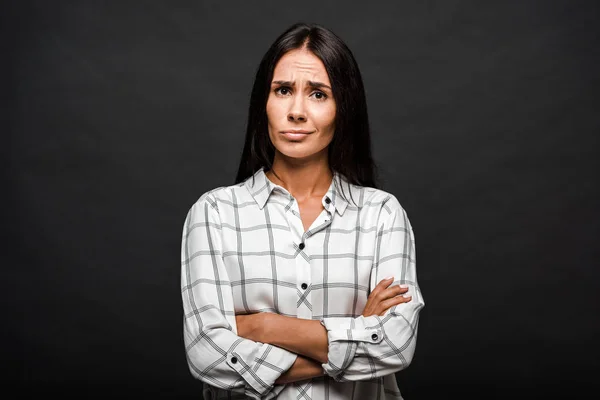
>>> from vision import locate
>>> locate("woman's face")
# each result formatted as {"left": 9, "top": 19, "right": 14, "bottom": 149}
{"left": 266, "top": 48, "right": 336, "bottom": 162}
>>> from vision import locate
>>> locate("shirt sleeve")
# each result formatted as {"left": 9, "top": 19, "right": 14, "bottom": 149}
{"left": 319, "top": 195, "right": 425, "bottom": 382}
{"left": 181, "top": 192, "right": 298, "bottom": 399}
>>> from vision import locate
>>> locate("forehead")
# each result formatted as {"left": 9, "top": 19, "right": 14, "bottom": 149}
{"left": 272, "top": 49, "right": 330, "bottom": 83}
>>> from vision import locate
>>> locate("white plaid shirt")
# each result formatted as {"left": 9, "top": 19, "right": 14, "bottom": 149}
{"left": 181, "top": 167, "right": 424, "bottom": 400}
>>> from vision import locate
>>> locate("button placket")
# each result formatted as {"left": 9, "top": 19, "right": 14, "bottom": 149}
{"left": 296, "top": 248, "right": 311, "bottom": 319}
{"left": 286, "top": 197, "right": 312, "bottom": 321}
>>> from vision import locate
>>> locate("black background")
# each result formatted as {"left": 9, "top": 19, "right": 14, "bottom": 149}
{"left": 3, "top": 1, "right": 599, "bottom": 398}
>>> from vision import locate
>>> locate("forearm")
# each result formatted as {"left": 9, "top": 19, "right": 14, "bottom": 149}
{"left": 263, "top": 314, "right": 329, "bottom": 363}
{"left": 274, "top": 355, "right": 325, "bottom": 384}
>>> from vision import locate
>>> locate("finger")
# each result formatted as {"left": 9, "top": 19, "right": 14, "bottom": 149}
{"left": 377, "top": 296, "right": 412, "bottom": 316}
{"left": 369, "top": 276, "right": 394, "bottom": 298}
{"left": 378, "top": 284, "right": 409, "bottom": 301}
{"left": 378, "top": 294, "right": 412, "bottom": 315}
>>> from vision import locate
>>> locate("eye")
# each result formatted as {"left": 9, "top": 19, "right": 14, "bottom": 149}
{"left": 312, "top": 91, "right": 328, "bottom": 100}
{"left": 274, "top": 87, "right": 291, "bottom": 96}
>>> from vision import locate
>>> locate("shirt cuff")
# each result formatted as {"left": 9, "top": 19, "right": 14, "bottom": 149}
{"left": 320, "top": 316, "right": 384, "bottom": 381}
{"left": 225, "top": 342, "right": 298, "bottom": 398}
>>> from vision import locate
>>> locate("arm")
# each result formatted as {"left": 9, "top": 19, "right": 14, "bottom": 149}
{"left": 235, "top": 277, "right": 412, "bottom": 367}
{"left": 237, "top": 313, "right": 329, "bottom": 363}
{"left": 319, "top": 195, "right": 425, "bottom": 382}
{"left": 274, "top": 355, "right": 325, "bottom": 384}
{"left": 181, "top": 193, "right": 297, "bottom": 399}
{"left": 235, "top": 314, "right": 327, "bottom": 383}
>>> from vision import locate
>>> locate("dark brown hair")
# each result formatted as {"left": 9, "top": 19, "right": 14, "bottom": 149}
{"left": 234, "top": 22, "right": 380, "bottom": 192}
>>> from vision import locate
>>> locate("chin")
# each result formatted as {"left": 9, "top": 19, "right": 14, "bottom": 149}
{"left": 274, "top": 141, "right": 319, "bottom": 155}
{"left": 277, "top": 149, "right": 316, "bottom": 159}
{"left": 272, "top": 137, "right": 330, "bottom": 160}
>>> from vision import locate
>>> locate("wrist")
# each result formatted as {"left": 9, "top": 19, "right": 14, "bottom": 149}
{"left": 275, "top": 355, "right": 324, "bottom": 384}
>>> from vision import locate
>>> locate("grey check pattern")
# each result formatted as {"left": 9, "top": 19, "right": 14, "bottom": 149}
{"left": 181, "top": 167, "right": 424, "bottom": 399}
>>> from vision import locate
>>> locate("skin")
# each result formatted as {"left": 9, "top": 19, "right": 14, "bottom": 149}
{"left": 235, "top": 47, "right": 412, "bottom": 385}
{"left": 264, "top": 46, "right": 336, "bottom": 232}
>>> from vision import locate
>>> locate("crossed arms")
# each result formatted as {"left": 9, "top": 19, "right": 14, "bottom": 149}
{"left": 181, "top": 193, "right": 424, "bottom": 399}
{"left": 235, "top": 277, "right": 413, "bottom": 384}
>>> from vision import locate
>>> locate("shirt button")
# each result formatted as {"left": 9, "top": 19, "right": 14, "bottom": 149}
{"left": 231, "top": 356, "right": 238, "bottom": 364}
{"left": 371, "top": 333, "right": 378, "bottom": 341}
{"left": 299, "top": 242, "right": 305, "bottom": 250}
{"left": 301, "top": 283, "right": 308, "bottom": 290}
{"left": 325, "top": 197, "right": 331, "bottom": 204}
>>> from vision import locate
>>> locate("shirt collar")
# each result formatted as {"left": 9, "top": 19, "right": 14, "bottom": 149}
{"left": 244, "top": 166, "right": 350, "bottom": 216}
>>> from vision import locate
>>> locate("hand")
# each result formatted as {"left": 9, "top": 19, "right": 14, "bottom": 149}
{"left": 362, "top": 277, "right": 412, "bottom": 317}
{"left": 235, "top": 313, "right": 267, "bottom": 342}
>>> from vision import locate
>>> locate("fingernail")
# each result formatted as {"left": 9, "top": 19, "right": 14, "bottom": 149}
{"left": 403, "top": 294, "right": 411, "bottom": 298}
{"left": 385, "top": 276, "right": 394, "bottom": 280}
{"left": 400, "top": 284, "right": 408, "bottom": 288}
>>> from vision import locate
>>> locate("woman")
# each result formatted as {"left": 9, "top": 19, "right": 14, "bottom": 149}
{"left": 181, "top": 22, "right": 424, "bottom": 400}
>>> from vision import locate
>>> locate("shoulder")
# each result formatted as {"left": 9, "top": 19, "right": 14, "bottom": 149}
{"left": 187, "top": 180, "right": 250, "bottom": 214}
{"left": 357, "top": 186, "right": 412, "bottom": 231}
{"left": 356, "top": 185, "right": 405, "bottom": 216}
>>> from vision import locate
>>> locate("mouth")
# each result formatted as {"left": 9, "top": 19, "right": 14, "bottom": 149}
{"left": 281, "top": 130, "right": 314, "bottom": 140}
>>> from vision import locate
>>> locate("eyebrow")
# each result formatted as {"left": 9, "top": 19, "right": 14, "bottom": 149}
{"left": 272, "top": 80, "right": 332, "bottom": 91}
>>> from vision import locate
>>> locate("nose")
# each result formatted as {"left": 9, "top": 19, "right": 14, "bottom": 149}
{"left": 287, "top": 94, "right": 307, "bottom": 122}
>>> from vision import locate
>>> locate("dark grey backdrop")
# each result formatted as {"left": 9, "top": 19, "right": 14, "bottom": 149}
{"left": 3, "top": 0, "right": 599, "bottom": 398}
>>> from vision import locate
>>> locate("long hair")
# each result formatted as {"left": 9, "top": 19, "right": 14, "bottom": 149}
{"left": 234, "top": 22, "right": 380, "bottom": 193}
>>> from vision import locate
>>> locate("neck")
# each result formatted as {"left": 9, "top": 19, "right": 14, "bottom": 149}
{"left": 266, "top": 155, "right": 332, "bottom": 202}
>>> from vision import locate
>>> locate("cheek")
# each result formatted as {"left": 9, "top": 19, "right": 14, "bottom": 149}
{"left": 266, "top": 98, "right": 274, "bottom": 123}
{"left": 266, "top": 97, "right": 285, "bottom": 124}
{"left": 313, "top": 104, "right": 336, "bottom": 130}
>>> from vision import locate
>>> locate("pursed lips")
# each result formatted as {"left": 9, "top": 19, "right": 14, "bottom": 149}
{"left": 281, "top": 130, "right": 313, "bottom": 140}
{"left": 281, "top": 130, "right": 313, "bottom": 134}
